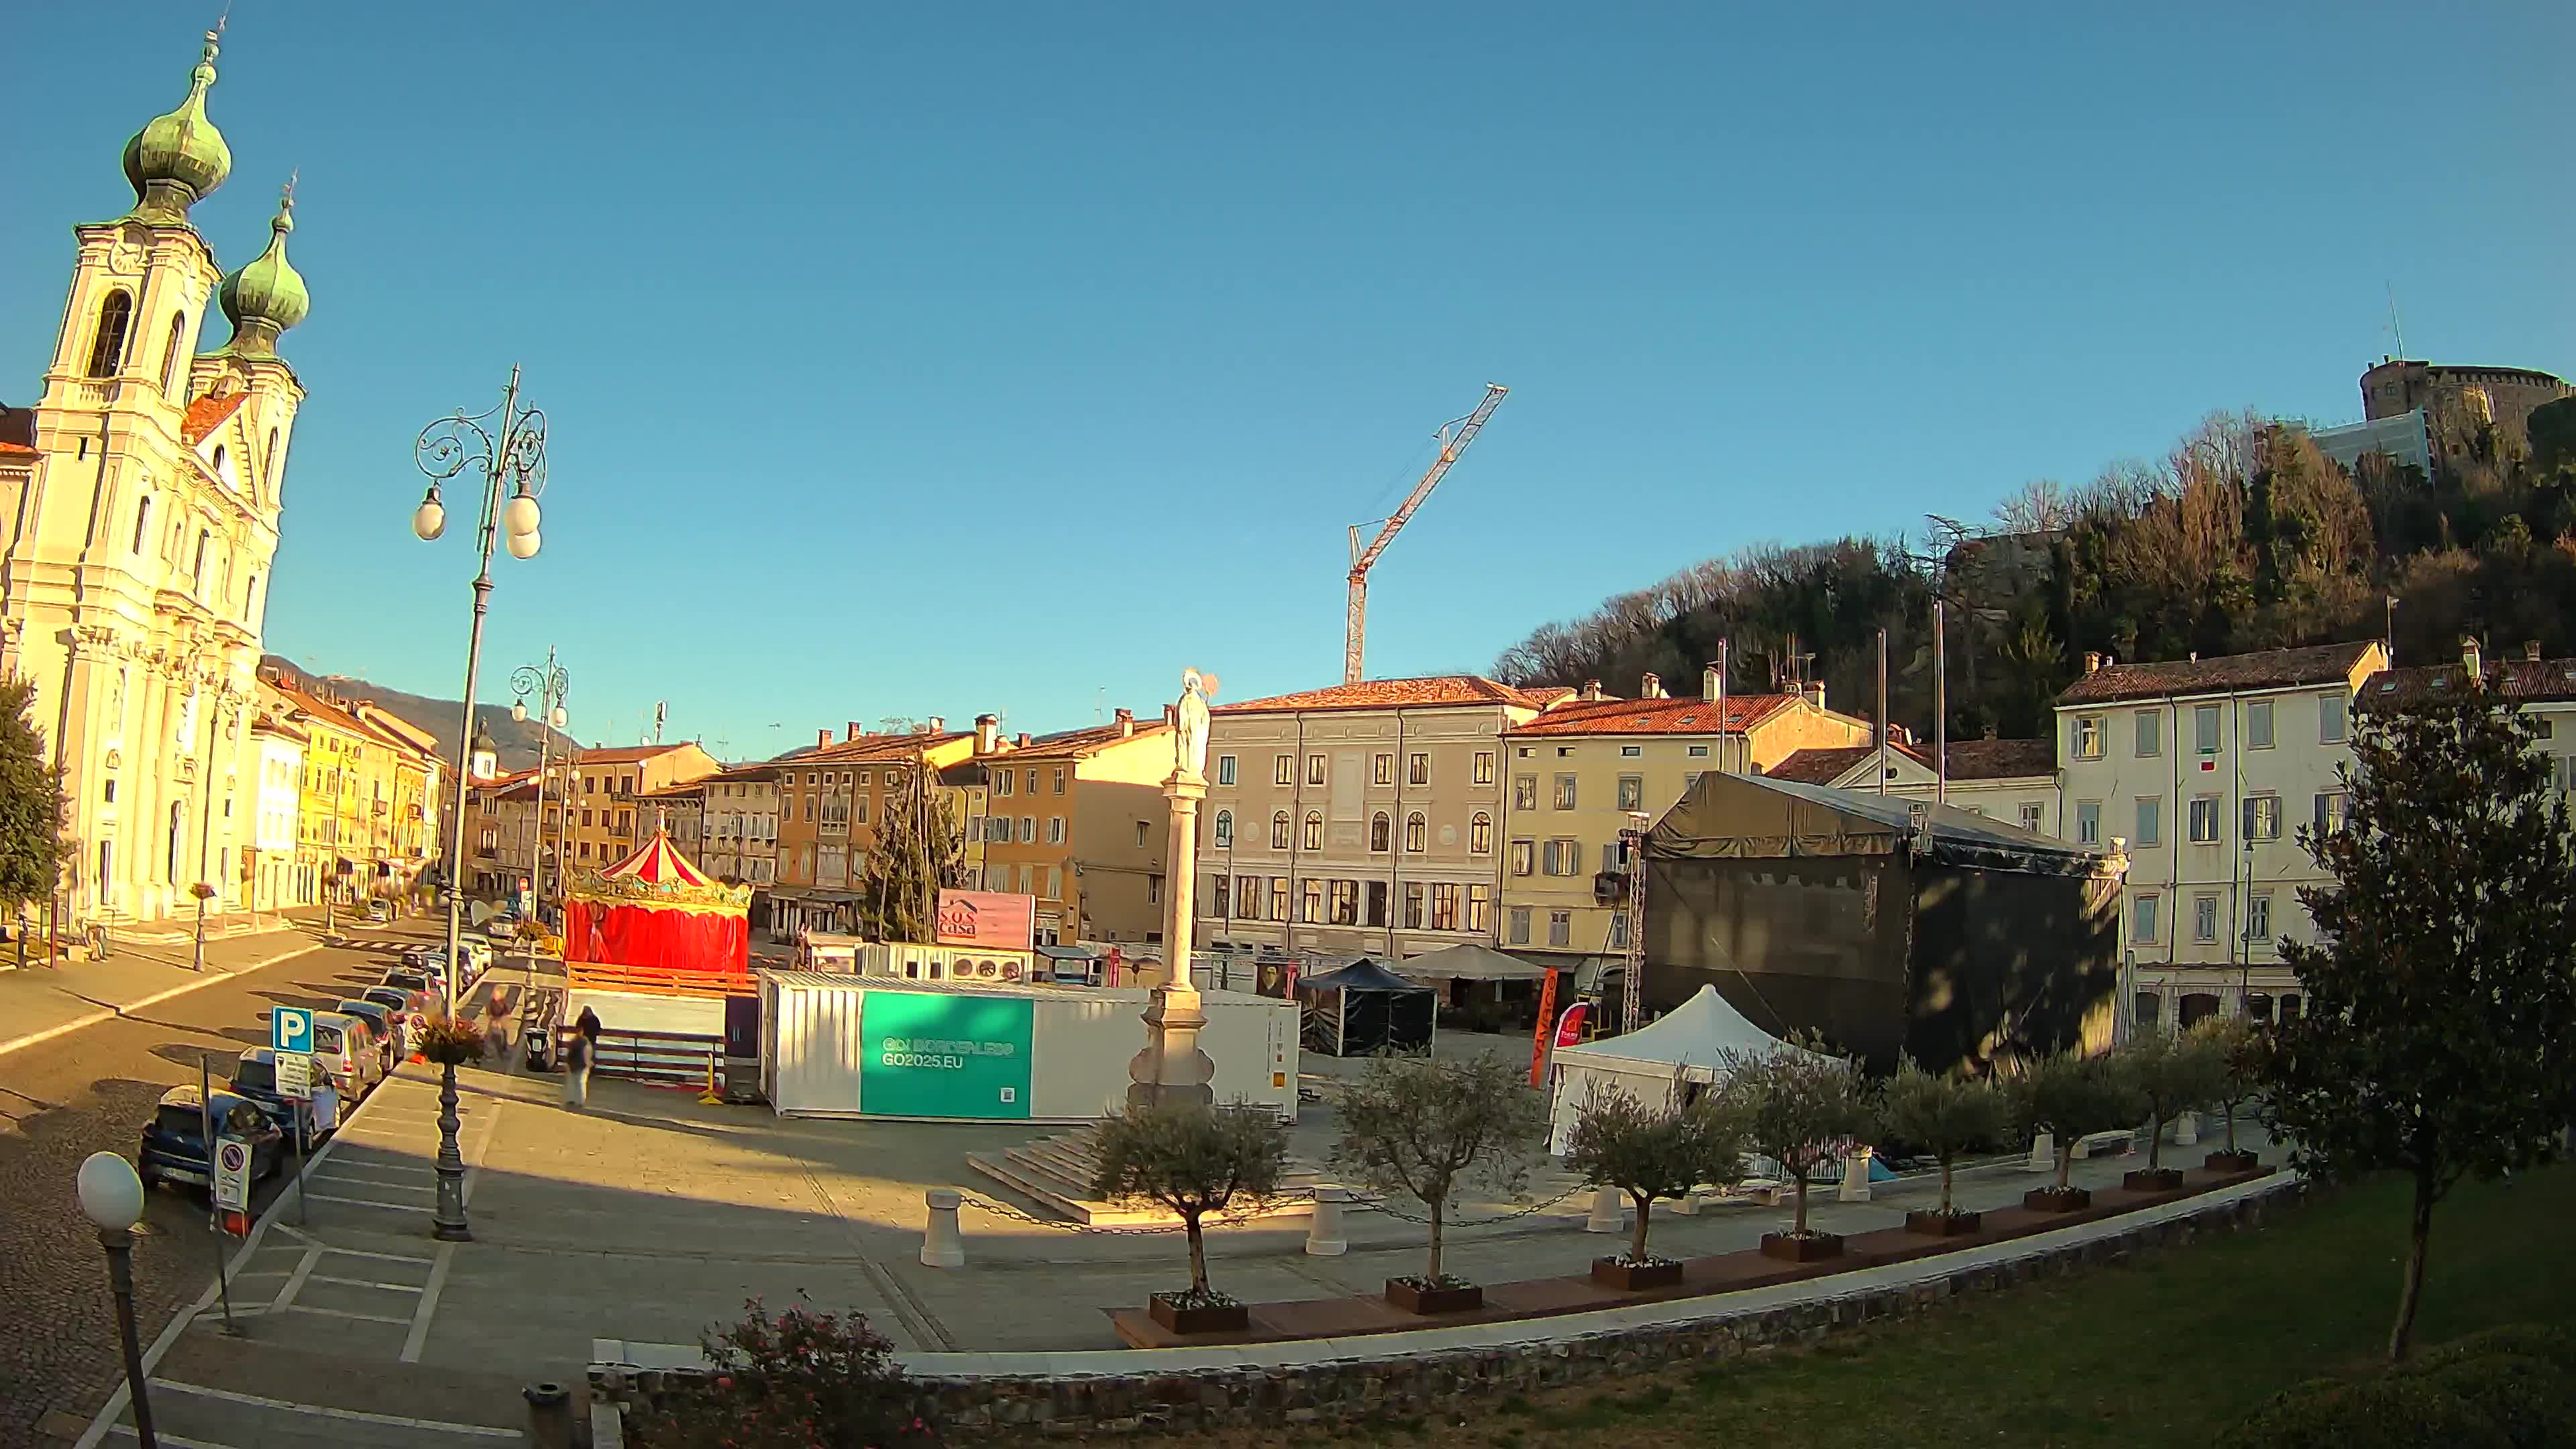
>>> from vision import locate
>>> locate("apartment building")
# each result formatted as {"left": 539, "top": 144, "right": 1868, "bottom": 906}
{"left": 268, "top": 680, "right": 441, "bottom": 908}
{"left": 466, "top": 771, "right": 542, "bottom": 898}
{"left": 247, "top": 700, "right": 307, "bottom": 912}
{"left": 2053, "top": 640, "right": 2387, "bottom": 1033}
{"left": 977, "top": 708, "right": 1174, "bottom": 946}
{"left": 561, "top": 741, "right": 720, "bottom": 873}
{"left": 1770, "top": 737, "right": 2059, "bottom": 835}
{"left": 1193, "top": 676, "right": 1552, "bottom": 960}
{"left": 698, "top": 763, "right": 782, "bottom": 890}
{"left": 2365, "top": 634, "right": 2576, "bottom": 792}
{"left": 1498, "top": 666, "right": 1874, "bottom": 972}
{"left": 770, "top": 722, "right": 979, "bottom": 938}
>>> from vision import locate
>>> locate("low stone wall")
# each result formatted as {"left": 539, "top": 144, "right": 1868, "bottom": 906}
{"left": 599, "top": 1178, "right": 2306, "bottom": 1439}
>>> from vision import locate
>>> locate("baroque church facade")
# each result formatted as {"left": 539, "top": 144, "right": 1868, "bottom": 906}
{"left": 0, "top": 30, "right": 311, "bottom": 922}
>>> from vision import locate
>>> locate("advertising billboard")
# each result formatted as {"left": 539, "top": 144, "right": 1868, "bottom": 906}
{"left": 935, "top": 890, "right": 1036, "bottom": 951}
{"left": 859, "top": 989, "right": 1034, "bottom": 1119}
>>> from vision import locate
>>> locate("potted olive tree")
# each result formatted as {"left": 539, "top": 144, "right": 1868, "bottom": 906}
{"left": 1881, "top": 1057, "right": 2008, "bottom": 1236}
{"left": 1717, "top": 1044, "right": 1877, "bottom": 1263}
{"left": 1092, "top": 1100, "right": 1291, "bottom": 1335}
{"left": 1564, "top": 1077, "right": 1747, "bottom": 1289}
{"left": 2008, "top": 1050, "right": 2145, "bottom": 1212}
{"left": 2122, "top": 1030, "right": 2223, "bottom": 1191}
{"left": 2188, "top": 1015, "right": 2264, "bottom": 1173}
{"left": 1330, "top": 1053, "right": 1545, "bottom": 1315}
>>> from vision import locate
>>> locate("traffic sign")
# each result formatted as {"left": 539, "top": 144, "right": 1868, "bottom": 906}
{"left": 213, "top": 1136, "right": 251, "bottom": 1212}
{"left": 275, "top": 1051, "right": 312, "bottom": 1100}
{"left": 272, "top": 1006, "right": 313, "bottom": 1056}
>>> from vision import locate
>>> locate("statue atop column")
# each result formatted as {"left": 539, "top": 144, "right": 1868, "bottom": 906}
{"left": 1130, "top": 666, "right": 1218, "bottom": 1110}
{"left": 1173, "top": 667, "right": 1214, "bottom": 782}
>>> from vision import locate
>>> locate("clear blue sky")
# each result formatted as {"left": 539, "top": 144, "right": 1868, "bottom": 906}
{"left": 7, "top": 3, "right": 2569, "bottom": 761}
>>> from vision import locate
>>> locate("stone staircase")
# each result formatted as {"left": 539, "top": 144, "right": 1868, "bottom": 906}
{"left": 967, "top": 1123, "right": 1322, "bottom": 1226}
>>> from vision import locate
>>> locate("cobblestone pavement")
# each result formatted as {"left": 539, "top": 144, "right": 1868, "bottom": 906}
{"left": 0, "top": 920, "right": 438, "bottom": 1448}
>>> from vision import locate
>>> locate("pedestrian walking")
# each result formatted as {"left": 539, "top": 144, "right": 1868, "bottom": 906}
{"left": 565, "top": 1005, "right": 602, "bottom": 1108}
{"left": 481, "top": 990, "right": 512, "bottom": 1068}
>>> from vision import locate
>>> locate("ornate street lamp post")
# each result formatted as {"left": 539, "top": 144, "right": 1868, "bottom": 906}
{"left": 511, "top": 650, "right": 570, "bottom": 918}
{"left": 77, "top": 1152, "right": 157, "bottom": 1448}
{"left": 411, "top": 367, "right": 547, "bottom": 1243}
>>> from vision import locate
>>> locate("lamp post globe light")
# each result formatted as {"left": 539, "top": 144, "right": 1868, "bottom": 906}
{"left": 509, "top": 651, "right": 571, "bottom": 922}
{"left": 412, "top": 366, "right": 549, "bottom": 1244}
{"left": 77, "top": 1151, "right": 158, "bottom": 1448}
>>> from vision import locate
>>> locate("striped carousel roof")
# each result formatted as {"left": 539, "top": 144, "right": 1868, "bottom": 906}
{"left": 598, "top": 830, "right": 714, "bottom": 887}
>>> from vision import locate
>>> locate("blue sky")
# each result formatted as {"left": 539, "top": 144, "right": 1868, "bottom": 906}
{"left": 6, "top": 2, "right": 2569, "bottom": 761}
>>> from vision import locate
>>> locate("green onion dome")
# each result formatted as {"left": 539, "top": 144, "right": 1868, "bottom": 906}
{"left": 122, "top": 32, "right": 231, "bottom": 224}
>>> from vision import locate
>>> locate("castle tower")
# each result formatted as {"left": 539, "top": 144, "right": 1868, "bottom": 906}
{"left": 0, "top": 30, "right": 312, "bottom": 923}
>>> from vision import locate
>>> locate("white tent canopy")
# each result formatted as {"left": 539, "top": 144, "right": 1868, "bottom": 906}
{"left": 1545, "top": 984, "right": 1831, "bottom": 1154}
{"left": 1393, "top": 943, "right": 1546, "bottom": 983}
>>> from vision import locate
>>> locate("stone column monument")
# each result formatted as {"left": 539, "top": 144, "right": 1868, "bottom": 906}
{"left": 1127, "top": 669, "right": 1216, "bottom": 1110}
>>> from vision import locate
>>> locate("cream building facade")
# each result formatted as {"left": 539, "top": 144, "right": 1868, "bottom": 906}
{"left": 698, "top": 763, "right": 781, "bottom": 888}
{"left": 2053, "top": 641, "right": 2387, "bottom": 1034}
{"left": 0, "top": 33, "right": 311, "bottom": 922}
{"left": 248, "top": 697, "right": 305, "bottom": 912}
{"left": 1193, "top": 677, "right": 1550, "bottom": 961}
{"left": 1770, "top": 737, "right": 2059, "bottom": 835}
{"left": 1497, "top": 669, "right": 1875, "bottom": 972}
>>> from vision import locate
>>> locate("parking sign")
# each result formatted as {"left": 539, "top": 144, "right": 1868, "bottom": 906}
{"left": 275, "top": 1051, "right": 312, "bottom": 1100}
{"left": 272, "top": 1006, "right": 313, "bottom": 1056}
{"left": 213, "top": 1137, "right": 251, "bottom": 1212}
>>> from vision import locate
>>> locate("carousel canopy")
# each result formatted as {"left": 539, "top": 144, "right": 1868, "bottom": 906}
{"left": 566, "top": 830, "right": 751, "bottom": 915}
{"left": 565, "top": 829, "right": 751, "bottom": 976}
{"left": 600, "top": 830, "right": 716, "bottom": 888}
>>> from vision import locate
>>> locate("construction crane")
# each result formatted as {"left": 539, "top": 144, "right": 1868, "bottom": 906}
{"left": 1344, "top": 382, "right": 1509, "bottom": 684}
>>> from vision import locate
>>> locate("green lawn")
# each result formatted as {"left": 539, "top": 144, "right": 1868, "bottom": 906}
{"left": 1199, "top": 1166, "right": 2576, "bottom": 1449}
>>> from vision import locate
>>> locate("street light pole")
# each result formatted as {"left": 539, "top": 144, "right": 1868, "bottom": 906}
{"left": 77, "top": 1152, "right": 156, "bottom": 1448}
{"left": 511, "top": 649, "right": 570, "bottom": 918}
{"left": 412, "top": 367, "right": 548, "bottom": 1245}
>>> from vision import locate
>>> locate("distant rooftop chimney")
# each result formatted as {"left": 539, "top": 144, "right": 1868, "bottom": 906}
{"left": 927, "top": 716, "right": 945, "bottom": 735}
{"left": 2462, "top": 635, "right": 2483, "bottom": 678}
{"left": 1640, "top": 672, "right": 1664, "bottom": 699}
{"left": 974, "top": 714, "right": 999, "bottom": 755}
{"left": 1115, "top": 707, "right": 1134, "bottom": 737}
{"left": 1016, "top": 732, "right": 1031, "bottom": 748}
{"left": 1802, "top": 683, "right": 1825, "bottom": 710}
{"left": 816, "top": 729, "right": 830, "bottom": 749}
{"left": 2084, "top": 651, "right": 2102, "bottom": 674}
{"left": 1702, "top": 663, "right": 1723, "bottom": 702}
{"left": 846, "top": 721, "right": 863, "bottom": 742}
{"left": 1580, "top": 679, "right": 1605, "bottom": 702}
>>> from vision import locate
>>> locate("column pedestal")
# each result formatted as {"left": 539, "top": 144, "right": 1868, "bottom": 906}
{"left": 1128, "top": 769, "right": 1214, "bottom": 1110}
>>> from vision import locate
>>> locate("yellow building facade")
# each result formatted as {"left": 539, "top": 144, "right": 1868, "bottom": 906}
{"left": 978, "top": 709, "right": 1174, "bottom": 946}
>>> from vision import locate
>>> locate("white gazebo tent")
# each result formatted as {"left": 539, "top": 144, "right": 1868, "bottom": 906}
{"left": 1545, "top": 984, "right": 1831, "bottom": 1154}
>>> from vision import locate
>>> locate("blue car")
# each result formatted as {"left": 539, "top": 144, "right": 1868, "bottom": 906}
{"left": 139, "top": 1085, "right": 284, "bottom": 1194}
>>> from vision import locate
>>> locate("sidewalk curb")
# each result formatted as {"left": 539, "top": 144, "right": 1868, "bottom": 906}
{"left": 0, "top": 941, "right": 325, "bottom": 1061}
{"left": 68, "top": 1050, "right": 421, "bottom": 1449}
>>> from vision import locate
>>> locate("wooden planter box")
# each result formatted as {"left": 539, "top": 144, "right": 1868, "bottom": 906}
{"left": 1590, "top": 1256, "right": 1684, "bottom": 1291}
{"left": 1904, "top": 1209, "right": 1982, "bottom": 1236}
{"left": 1147, "top": 1293, "right": 1248, "bottom": 1336}
{"left": 2123, "top": 1167, "right": 2186, "bottom": 1192}
{"left": 2203, "top": 1150, "right": 2261, "bottom": 1175}
{"left": 1383, "top": 1279, "right": 1484, "bottom": 1315}
{"left": 1759, "top": 1231, "right": 1845, "bottom": 1263}
{"left": 2023, "top": 1187, "right": 2092, "bottom": 1213}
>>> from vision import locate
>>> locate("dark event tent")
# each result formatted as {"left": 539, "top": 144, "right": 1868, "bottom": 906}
{"left": 1297, "top": 958, "right": 1436, "bottom": 1058}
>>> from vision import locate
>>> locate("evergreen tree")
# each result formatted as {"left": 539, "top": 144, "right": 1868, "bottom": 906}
{"left": 0, "top": 676, "right": 66, "bottom": 916}
{"left": 853, "top": 762, "right": 966, "bottom": 943}
{"left": 2266, "top": 684, "right": 2576, "bottom": 1362}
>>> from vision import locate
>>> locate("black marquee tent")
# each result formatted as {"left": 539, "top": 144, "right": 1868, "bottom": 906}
{"left": 1642, "top": 771, "right": 2125, "bottom": 1075}
{"left": 1297, "top": 958, "right": 1437, "bottom": 1058}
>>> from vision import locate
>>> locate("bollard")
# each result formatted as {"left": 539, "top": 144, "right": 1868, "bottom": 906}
{"left": 1585, "top": 1185, "right": 1625, "bottom": 1234}
{"left": 1837, "top": 1146, "right": 1873, "bottom": 1203}
{"left": 2026, "top": 1131, "right": 2055, "bottom": 1173}
{"left": 920, "top": 1188, "right": 965, "bottom": 1269}
{"left": 699, "top": 1042, "right": 724, "bottom": 1106}
{"left": 2174, "top": 1110, "right": 2199, "bottom": 1146}
{"left": 1305, "top": 1185, "right": 1349, "bottom": 1256}
{"left": 523, "top": 1382, "right": 573, "bottom": 1449}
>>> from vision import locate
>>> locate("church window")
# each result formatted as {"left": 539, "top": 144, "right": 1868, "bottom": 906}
{"left": 266, "top": 427, "right": 281, "bottom": 498}
{"left": 160, "top": 312, "right": 187, "bottom": 396}
{"left": 193, "top": 529, "right": 209, "bottom": 583}
{"left": 244, "top": 573, "right": 259, "bottom": 616}
{"left": 131, "top": 496, "right": 152, "bottom": 554}
{"left": 87, "top": 290, "right": 133, "bottom": 378}
{"left": 166, "top": 802, "right": 184, "bottom": 883}
{"left": 211, "top": 445, "right": 227, "bottom": 486}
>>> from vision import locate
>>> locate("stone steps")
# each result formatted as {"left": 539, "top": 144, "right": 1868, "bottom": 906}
{"left": 966, "top": 1126, "right": 1322, "bottom": 1226}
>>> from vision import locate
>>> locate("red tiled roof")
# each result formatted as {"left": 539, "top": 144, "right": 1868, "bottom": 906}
{"left": 0, "top": 441, "right": 37, "bottom": 460}
{"left": 1771, "top": 737, "right": 2055, "bottom": 785}
{"left": 794, "top": 732, "right": 967, "bottom": 764}
{"left": 181, "top": 392, "right": 246, "bottom": 446}
{"left": 1218, "top": 676, "right": 1543, "bottom": 714}
{"left": 2363, "top": 656, "right": 2576, "bottom": 708}
{"left": 2055, "top": 642, "right": 2379, "bottom": 706}
{"left": 999, "top": 720, "right": 1173, "bottom": 762}
{"left": 1508, "top": 694, "right": 1796, "bottom": 737}
{"left": 570, "top": 742, "right": 702, "bottom": 765}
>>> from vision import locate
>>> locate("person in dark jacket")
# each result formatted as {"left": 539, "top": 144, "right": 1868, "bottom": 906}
{"left": 564, "top": 1006, "right": 604, "bottom": 1108}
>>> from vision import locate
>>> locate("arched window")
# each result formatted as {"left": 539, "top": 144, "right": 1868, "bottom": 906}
{"left": 244, "top": 573, "right": 259, "bottom": 618}
{"left": 192, "top": 529, "right": 209, "bottom": 582}
{"left": 87, "top": 290, "right": 133, "bottom": 378}
{"left": 266, "top": 427, "right": 282, "bottom": 500}
{"left": 1270, "top": 811, "right": 1290, "bottom": 850}
{"left": 1369, "top": 812, "right": 1390, "bottom": 853}
{"left": 210, "top": 445, "right": 227, "bottom": 485}
{"left": 166, "top": 801, "right": 185, "bottom": 883}
{"left": 1301, "top": 811, "right": 1323, "bottom": 851}
{"left": 130, "top": 495, "right": 152, "bottom": 554}
{"left": 1212, "top": 809, "right": 1232, "bottom": 849}
{"left": 1470, "top": 812, "right": 1493, "bottom": 854}
{"left": 1405, "top": 811, "right": 1428, "bottom": 852}
{"left": 159, "top": 313, "right": 187, "bottom": 396}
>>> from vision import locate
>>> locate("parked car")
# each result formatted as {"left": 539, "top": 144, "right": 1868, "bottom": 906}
{"left": 227, "top": 1047, "right": 338, "bottom": 1147}
{"left": 362, "top": 986, "right": 435, "bottom": 1055}
{"left": 335, "top": 999, "right": 402, "bottom": 1071}
{"left": 378, "top": 969, "right": 446, "bottom": 1014}
{"left": 139, "top": 1085, "right": 285, "bottom": 1193}
{"left": 308, "top": 1012, "right": 379, "bottom": 1099}
{"left": 364, "top": 900, "right": 392, "bottom": 924}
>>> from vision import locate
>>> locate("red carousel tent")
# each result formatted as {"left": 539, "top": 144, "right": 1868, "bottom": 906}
{"left": 563, "top": 830, "right": 752, "bottom": 979}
